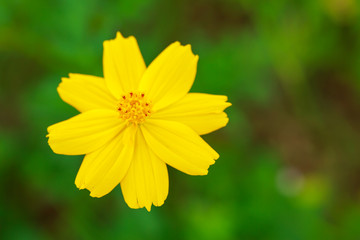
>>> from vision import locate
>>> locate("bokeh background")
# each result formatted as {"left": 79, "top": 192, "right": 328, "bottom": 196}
{"left": 1, "top": 0, "right": 360, "bottom": 239}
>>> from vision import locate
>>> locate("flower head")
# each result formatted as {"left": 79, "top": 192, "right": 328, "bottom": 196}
{"left": 47, "top": 32, "right": 231, "bottom": 211}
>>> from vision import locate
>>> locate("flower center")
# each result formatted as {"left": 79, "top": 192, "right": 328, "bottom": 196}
{"left": 117, "top": 92, "right": 152, "bottom": 125}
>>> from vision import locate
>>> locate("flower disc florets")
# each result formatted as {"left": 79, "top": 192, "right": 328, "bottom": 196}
{"left": 118, "top": 92, "right": 152, "bottom": 125}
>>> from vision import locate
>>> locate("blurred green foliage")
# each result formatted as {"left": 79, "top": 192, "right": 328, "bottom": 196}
{"left": 1, "top": 0, "right": 360, "bottom": 239}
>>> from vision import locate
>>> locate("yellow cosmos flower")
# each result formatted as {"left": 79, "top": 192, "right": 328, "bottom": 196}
{"left": 47, "top": 32, "right": 231, "bottom": 211}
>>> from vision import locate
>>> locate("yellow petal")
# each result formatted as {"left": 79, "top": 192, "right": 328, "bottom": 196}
{"left": 75, "top": 125, "right": 136, "bottom": 198}
{"left": 141, "top": 119, "right": 218, "bottom": 176}
{"left": 58, "top": 73, "right": 117, "bottom": 112}
{"left": 47, "top": 109, "right": 125, "bottom": 155}
{"left": 121, "top": 129, "right": 169, "bottom": 211}
{"left": 103, "top": 32, "right": 146, "bottom": 98}
{"left": 138, "top": 42, "right": 198, "bottom": 111}
{"left": 153, "top": 93, "right": 231, "bottom": 135}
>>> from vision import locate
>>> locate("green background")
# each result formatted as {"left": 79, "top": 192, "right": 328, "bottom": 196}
{"left": 1, "top": 0, "right": 360, "bottom": 239}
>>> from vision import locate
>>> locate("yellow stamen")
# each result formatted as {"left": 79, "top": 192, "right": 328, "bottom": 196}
{"left": 118, "top": 92, "right": 152, "bottom": 125}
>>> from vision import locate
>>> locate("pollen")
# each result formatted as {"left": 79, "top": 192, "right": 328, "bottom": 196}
{"left": 117, "top": 92, "right": 152, "bottom": 125}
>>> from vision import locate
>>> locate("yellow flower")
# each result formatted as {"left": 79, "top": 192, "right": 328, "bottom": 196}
{"left": 47, "top": 32, "right": 231, "bottom": 211}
